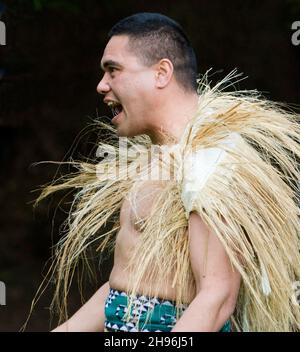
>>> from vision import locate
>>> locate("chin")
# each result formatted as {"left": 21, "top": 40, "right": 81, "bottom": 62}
{"left": 116, "top": 127, "right": 127, "bottom": 137}
{"left": 116, "top": 126, "right": 140, "bottom": 138}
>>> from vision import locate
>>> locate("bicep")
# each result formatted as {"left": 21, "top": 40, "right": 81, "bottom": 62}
{"left": 188, "top": 212, "right": 240, "bottom": 300}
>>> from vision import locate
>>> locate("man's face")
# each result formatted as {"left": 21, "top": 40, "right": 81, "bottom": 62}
{"left": 97, "top": 35, "right": 156, "bottom": 137}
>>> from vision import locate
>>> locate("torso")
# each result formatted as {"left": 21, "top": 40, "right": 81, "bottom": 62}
{"left": 109, "top": 181, "right": 195, "bottom": 303}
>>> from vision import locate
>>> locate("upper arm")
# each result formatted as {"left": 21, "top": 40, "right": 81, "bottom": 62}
{"left": 52, "top": 281, "right": 110, "bottom": 332}
{"left": 188, "top": 212, "right": 241, "bottom": 310}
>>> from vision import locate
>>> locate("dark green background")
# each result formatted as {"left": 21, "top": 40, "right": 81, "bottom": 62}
{"left": 0, "top": 0, "right": 299, "bottom": 331}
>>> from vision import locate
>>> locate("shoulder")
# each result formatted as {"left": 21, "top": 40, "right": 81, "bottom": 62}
{"left": 181, "top": 132, "right": 241, "bottom": 217}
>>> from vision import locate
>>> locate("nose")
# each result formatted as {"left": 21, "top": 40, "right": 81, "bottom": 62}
{"left": 96, "top": 73, "right": 110, "bottom": 95}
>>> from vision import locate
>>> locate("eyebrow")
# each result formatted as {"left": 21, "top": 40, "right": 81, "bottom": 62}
{"left": 101, "top": 60, "right": 122, "bottom": 71}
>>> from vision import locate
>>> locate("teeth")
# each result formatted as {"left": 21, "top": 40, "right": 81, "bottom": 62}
{"left": 107, "top": 101, "right": 119, "bottom": 108}
{"left": 107, "top": 101, "right": 122, "bottom": 117}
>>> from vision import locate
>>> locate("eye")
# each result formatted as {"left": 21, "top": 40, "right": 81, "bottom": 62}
{"left": 108, "top": 66, "right": 117, "bottom": 74}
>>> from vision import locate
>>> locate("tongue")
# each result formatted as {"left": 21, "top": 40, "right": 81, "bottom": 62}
{"left": 117, "top": 105, "right": 123, "bottom": 114}
{"left": 112, "top": 107, "right": 123, "bottom": 124}
{"left": 113, "top": 104, "right": 122, "bottom": 117}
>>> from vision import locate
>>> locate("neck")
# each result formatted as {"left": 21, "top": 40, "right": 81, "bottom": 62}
{"left": 148, "top": 92, "right": 199, "bottom": 145}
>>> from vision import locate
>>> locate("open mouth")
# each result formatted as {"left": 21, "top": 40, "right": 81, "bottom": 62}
{"left": 107, "top": 101, "right": 123, "bottom": 118}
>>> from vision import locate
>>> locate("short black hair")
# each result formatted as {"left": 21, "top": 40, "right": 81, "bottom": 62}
{"left": 108, "top": 13, "right": 198, "bottom": 92}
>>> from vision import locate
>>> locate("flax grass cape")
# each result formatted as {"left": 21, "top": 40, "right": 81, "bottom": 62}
{"left": 32, "top": 72, "right": 300, "bottom": 331}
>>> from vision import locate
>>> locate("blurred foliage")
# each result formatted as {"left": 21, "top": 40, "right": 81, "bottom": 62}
{"left": 1, "top": 0, "right": 300, "bottom": 332}
{"left": 1, "top": 0, "right": 83, "bottom": 14}
{"left": 287, "top": 0, "right": 300, "bottom": 16}
{"left": 32, "top": 0, "right": 82, "bottom": 13}
{"left": 3, "top": 0, "right": 130, "bottom": 15}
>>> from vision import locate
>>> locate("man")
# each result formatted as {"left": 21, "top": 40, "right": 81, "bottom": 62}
{"left": 40, "top": 13, "right": 300, "bottom": 332}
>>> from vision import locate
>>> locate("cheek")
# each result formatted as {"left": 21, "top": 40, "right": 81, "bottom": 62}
{"left": 117, "top": 73, "right": 155, "bottom": 114}
{"left": 131, "top": 71, "right": 155, "bottom": 92}
{"left": 140, "top": 72, "right": 156, "bottom": 89}
{"left": 134, "top": 79, "right": 155, "bottom": 106}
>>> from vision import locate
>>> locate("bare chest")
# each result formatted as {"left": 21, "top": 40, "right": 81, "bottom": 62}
{"left": 120, "top": 181, "right": 166, "bottom": 231}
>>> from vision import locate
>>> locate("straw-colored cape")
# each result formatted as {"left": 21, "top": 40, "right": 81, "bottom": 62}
{"left": 37, "top": 76, "right": 300, "bottom": 331}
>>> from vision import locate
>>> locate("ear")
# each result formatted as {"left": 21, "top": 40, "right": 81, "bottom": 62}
{"left": 155, "top": 59, "right": 174, "bottom": 88}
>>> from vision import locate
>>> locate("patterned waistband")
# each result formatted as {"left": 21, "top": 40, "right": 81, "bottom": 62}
{"left": 104, "top": 288, "right": 187, "bottom": 332}
{"left": 104, "top": 287, "right": 231, "bottom": 332}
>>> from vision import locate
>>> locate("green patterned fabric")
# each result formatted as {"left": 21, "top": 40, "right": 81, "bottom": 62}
{"left": 104, "top": 288, "right": 231, "bottom": 332}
